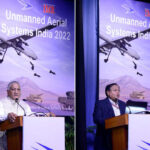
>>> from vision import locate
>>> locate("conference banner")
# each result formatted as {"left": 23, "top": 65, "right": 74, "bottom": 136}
{"left": 99, "top": 0, "right": 150, "bottom": 105}
{"left": 0, "top": 0, "right": 74, "bottom": 116}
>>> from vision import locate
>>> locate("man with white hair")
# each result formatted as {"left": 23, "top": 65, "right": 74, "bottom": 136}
{"left": 0, "top": 81, "right": 32, "bottom": 150}
{"left": 0, "top": 81, "right": 32, "bottom": 122}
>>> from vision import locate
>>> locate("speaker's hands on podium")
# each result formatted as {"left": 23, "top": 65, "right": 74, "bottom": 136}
{"left": 7, "top": 112, "right": 56, "bottom": 122}
{"left": 7, "top": 112, "right": 17, "bottom": 123}
{"left": 46, "top": 112, "right": 56, "bottom": 117}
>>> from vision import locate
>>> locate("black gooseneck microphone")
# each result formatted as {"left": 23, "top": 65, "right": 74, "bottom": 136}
{"left": 23, "top": 99, "right": 52, "bottom": 116}
{"left": 15, "top": 98, "right": 26, "bottom": 116}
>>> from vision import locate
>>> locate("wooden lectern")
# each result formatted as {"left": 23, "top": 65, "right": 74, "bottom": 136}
{"left": 0, "top": 116, "right": 65, "bottom": 150}
{"left": 0, "top": 116, "right": 23, "bottom": 150}
{"left": 105, "top": 114, "right": 128, "bottom": 150}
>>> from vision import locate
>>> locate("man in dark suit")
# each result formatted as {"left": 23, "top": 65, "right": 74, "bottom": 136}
{"left": 93, "top": 83, "right": 126, "bottom": 150}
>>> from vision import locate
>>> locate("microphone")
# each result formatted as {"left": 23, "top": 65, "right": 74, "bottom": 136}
{"left": 126, "top": 105, "right": 132, "bottom": 114}
{"left": 23, "top": 99, "right": 52, "bottom": 116}
{"left": 15, "top": 98, "right": 26, "bottom": 116}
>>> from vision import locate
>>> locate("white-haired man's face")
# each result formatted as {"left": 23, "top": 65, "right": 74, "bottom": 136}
{"left": 7, "top": 83, "right": 21, "bottom": 100}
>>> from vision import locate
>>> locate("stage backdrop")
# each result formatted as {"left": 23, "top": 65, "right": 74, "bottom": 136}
{"left": 0, "top": 0, "right": 74, "bottom": 116}
{"left": 99, "top": 0, "right": 150, "bottom": 105}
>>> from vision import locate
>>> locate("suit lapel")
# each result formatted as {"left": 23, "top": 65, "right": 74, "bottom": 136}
{"left": 118, "top": 101, "right": 124, "bottom": 115}
{"left": 105, "top": 98, "right": 115, "bottom": 117}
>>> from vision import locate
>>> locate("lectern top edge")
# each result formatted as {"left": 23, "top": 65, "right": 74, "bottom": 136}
{"left": 105, "top": 114, "right": 128, "bottom": 129}
{"left": 0, "top": 116, "right": 23, "bottom": 131}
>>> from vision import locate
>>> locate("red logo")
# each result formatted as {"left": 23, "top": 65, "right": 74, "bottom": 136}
{"left": 43, "top": 4, "right": 55, "bottom": 14}
{"left": 145, "top": 8, "right": 150, "bottom": 17}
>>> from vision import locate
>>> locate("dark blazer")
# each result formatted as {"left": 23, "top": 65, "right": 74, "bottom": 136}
{"left": 93, "top": 98, "right": 126, "bottom": 150}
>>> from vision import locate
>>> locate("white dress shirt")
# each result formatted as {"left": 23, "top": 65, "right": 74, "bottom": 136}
{"left": 109, "top": 98, "right": 120, "bottom": 116}
{"left": 0, "top": 97, "right": 32, "bottom": 121}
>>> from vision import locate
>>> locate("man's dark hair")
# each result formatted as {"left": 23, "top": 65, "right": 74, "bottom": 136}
{"left": 105, "top": 83, "right": 119, "bottom": 97}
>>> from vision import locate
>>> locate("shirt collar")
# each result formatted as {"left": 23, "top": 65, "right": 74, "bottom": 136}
{"left": 109, "top": 98, "right": 118, "bottom": 105}
{"left": 7, "top": 96, "right": 20, "bottom": 104}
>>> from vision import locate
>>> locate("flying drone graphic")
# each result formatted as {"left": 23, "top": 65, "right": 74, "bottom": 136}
{"left": 0, "top": 22, "right": 61, "bottom": 63}
{"left": 99, "top": 28, "right": 150, "bottom": 76}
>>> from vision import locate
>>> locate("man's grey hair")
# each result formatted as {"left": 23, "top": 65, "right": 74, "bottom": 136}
{"left": 7, "top": 81, "right": 20, "bottom": 91}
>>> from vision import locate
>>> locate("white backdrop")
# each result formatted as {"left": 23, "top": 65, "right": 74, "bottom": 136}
{"left": 129, "top": 114, "right": 150, "bottom": 150}
{"left": 23, "top": 117, "right": 65, "bottom": 150}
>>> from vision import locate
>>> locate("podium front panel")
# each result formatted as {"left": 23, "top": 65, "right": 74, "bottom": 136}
{"left": 22, "top": 117, "right": 65, "bottom": 150}
{"left": 128, "top": 114, "right": 150, "bottom": 150}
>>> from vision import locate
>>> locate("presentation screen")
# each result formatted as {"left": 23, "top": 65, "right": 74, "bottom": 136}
{"left": 0, "top": 0, "right": 74, "bottom": 116}
{"left": 99, "top": 0, "right": 150, "bottom": 105}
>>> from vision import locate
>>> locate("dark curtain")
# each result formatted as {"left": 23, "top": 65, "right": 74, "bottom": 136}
{"left": 83, "top": 0, "right": 99, "bottom": 150}
{"left": 76, "top": 0, "right": 87, "bottom": 149}
{"left": 76, "top": 0, "right": 99, "bottom": 150}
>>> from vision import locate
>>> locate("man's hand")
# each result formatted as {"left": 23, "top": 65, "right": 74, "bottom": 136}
{"left": 46, "top": 112, "right": 56, "bottom": 117}
{"left": 7, "top": 113, "right": 17, "bottom": 122}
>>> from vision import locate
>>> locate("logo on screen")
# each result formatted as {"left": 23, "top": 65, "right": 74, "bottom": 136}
{"left": 32, "top": 142, "right": 53, "bottom": 150}
{"left": 145, "top": 8, "right": 150, "bottom": 17}
{"left": 43, "top": 4, "right": 55, "bottom": 14}
{"left": 138, "top": 140, "right": 150, "bottom": 149}
{"left": 121, "top": 4, "right": 135, "bottom": 14}
{"left": 17, "top": 0, "right": 32, "bottom": 10}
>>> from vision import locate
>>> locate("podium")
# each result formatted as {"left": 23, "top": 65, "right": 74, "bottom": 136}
{"left": 0, "top": 116, "right": 23, "bottom": 150}
{"left": 0, "top": 116, "right": 65, "bottom": 150}
{"left": 105, "top": 114, "right": 128, "bottom": 150}
{"left": 105, "top": 114, "right": 150, "bottom": 150}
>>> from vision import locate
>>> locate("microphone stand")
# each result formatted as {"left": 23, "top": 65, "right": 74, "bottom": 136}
{"left": 126, "top": 105, "right": 132, "bottom": 114}
{"left": 23, "top": 99, "right": 52, "bottom": 117}
{"left": 15, "top": 98, "right": 26, "bottom": 116}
